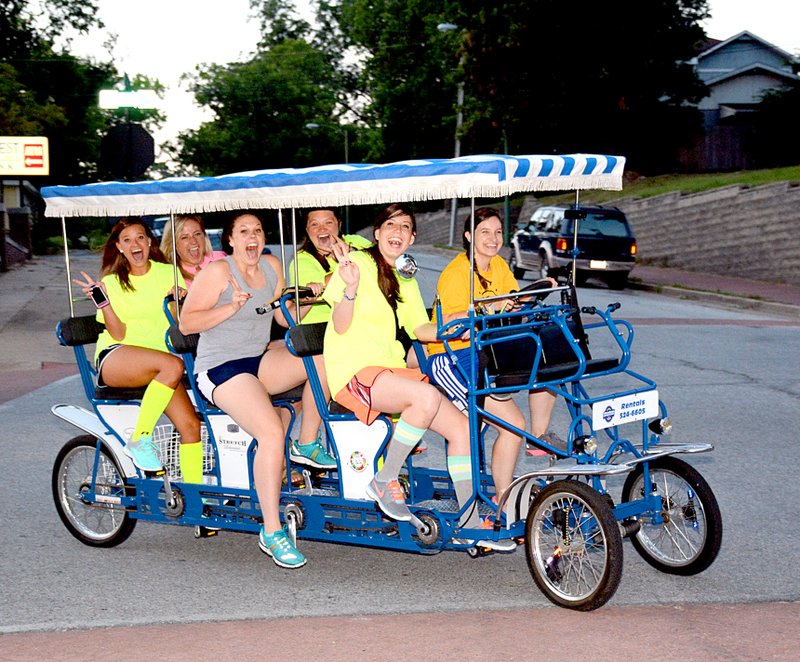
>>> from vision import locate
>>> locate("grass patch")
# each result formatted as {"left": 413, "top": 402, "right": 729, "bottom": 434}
{"left": 524, "top": 164, "right": 800, "bottom": 205}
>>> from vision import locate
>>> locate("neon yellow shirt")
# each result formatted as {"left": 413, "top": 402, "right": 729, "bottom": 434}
{"left": 321, "top": 250, "right": 428, "bottom": 395}
{"left": 428, "top": 252, "right": 519, "bottom": 355}
{"left": 94, "top": 261, "right": 185, "bottom": 360}
{"left": 288, "top": 234, "right": 373, "bottom": 324}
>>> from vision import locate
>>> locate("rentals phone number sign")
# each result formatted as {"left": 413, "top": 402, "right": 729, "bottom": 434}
{"left": 0, "top": 137, "right": 50, "bottom": 175}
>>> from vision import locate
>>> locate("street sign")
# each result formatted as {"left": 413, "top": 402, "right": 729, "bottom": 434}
{"left": 0, "top": 137, "right": 50, "bottom": 176}
{"left": 100, "top": 124, "right": 154, "bottom": 180}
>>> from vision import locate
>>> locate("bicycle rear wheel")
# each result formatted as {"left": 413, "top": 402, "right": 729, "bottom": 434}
{"left": 52, "top": 435, "right": 136, "bottom": 547}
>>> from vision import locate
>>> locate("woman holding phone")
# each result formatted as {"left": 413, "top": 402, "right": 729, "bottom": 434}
{"left": 73, "top": 217, "right": 202, "bottom": 480}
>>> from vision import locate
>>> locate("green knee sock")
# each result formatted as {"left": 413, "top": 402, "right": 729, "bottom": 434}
{"left": 179, "top": 441, "right": 203, "bottom": 484}
{"left": 377, "top": 418, "right": 426, "bottom": 480}
{"left": 132, "top": 380, "right": 175, "bottom": 440}
{"left": 448, "top": 454, "right": 481, "bottom": 528}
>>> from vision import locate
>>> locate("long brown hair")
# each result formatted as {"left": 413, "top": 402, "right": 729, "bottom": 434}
{"left": 299, "top": 208, "right": 340, "bottom": 272}
{"left": 100, "top": 217, "right": 168, "bottom": 291}
{"left": 462, "top": 207, "right": 502, "bottom": 292}
{"left": 364, "top": 203, "right": 417, "bottom": 311}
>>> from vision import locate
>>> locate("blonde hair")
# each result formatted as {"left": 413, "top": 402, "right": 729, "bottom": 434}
{"left": 160, "top": 215, "right": 213, "bottom": 281}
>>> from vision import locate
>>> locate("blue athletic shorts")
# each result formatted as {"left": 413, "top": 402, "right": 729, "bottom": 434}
{"left": 425, "top": 347, "right": 478, "bottom": 412}
{"left": 196, "top": 352, "right": 266, "bottom": 405}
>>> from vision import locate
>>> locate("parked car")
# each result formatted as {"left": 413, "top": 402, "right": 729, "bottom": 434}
{"left": 509, "top": 205, "right": 637, "bottom": 289}
{"left": 206, "top": 228, "right": 224, "bottom": 252}
{"left": 145, "top": 215, "right": 169, "bottom": 239}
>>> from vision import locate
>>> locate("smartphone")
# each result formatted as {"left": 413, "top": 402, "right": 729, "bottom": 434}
{"left": 90, "top": 285, "right": 110, "bottom": 308}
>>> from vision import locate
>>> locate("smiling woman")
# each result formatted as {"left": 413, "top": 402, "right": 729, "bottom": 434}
{"left": 160, "top": 215, "right": 227, "bottom": 288}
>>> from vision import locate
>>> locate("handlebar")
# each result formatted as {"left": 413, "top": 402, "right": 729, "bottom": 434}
{"left": 581, "top": 302, "right": 621, "bottom": 316}
{"left": 256, "top": 286, "right": 316, "bottom": 315}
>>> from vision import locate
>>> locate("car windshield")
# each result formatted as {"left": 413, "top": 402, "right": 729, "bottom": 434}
{"left": 567, "top": 213, "right": 631, "bottom": 238}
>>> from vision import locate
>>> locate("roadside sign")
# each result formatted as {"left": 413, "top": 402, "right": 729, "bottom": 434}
{"left": 0, "top": 137, "right": 50, "bottom": 176}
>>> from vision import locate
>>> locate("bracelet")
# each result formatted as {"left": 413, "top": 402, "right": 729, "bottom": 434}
{"left": 342, "top": 288, "right": 357, "bottom": 301}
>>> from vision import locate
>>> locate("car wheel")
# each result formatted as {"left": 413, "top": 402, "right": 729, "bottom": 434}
{"left": 509, "top": 254, "right": 526, "bottom": 280}
{"left": 537, "top": 253, "right": 552, "bottom": 280}
{"left": 606, "top": 272, "right": 628, "bottom": 290}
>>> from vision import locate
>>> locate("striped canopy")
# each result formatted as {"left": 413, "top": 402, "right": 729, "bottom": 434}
{"left": 42, "top": 153, "right": 625, "bottom": 218}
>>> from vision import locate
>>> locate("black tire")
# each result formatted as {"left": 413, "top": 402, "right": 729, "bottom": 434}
{"left": 606, "top": 272, "right": 629, "bottom": 290}
{"left": 525, "top": 479, "right": 623, "bottom": 611}
{"left": 52, "top": 435, "right": 136, "bottom": 547}
{"left": 621, "top": 456, "right": 722, "bottom": 575}
{"left": 509, "top": 253, "right": 526, "bottom": 280}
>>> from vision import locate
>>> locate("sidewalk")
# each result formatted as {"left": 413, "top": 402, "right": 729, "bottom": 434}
{"left": 630, "top": 264, "right": 800, "bottom": 317}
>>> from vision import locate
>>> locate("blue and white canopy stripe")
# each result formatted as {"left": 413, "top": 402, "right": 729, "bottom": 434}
{"left": 42, "top": 153, "right": 625, "bottom": 218}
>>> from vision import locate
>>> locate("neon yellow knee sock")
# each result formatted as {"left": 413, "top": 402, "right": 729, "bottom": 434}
{"left": 179, "top": 441, "right": 203, "bottom": 484}
{"left": 132, "top": 380, "right": 175, "bottom": 440}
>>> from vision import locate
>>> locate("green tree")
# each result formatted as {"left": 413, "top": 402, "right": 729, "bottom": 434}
{"left": 339, "top": 0, "right": 710, "bottom": 173}
{"left": 178, "top": 39, "right": 341, "bottom": 175}
{"left": 1, "top": 0, "right": 119, "bottom": 184}
{"left": 339, "top": 0, "right": 462, "bottom": 162}
{"left": 751, "top": 83, "right": 800, "bottom": 167}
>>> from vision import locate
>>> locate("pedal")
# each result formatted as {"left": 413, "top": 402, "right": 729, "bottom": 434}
{"left": 194, "top": 525, "right": 219, "bottom": 538}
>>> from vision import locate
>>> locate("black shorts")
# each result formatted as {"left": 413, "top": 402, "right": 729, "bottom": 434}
{"left": 95, "top": 344, "right": 123, "bottom": 386}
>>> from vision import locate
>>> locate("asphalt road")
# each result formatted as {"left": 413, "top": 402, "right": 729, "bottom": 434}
{"left": 1, "top": 250, "right": 799, "bottom": 660}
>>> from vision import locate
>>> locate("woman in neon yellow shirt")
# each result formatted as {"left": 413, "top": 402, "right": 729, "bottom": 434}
{"left": 321, "top": 203, "right": 513, "bottom": 551}
{"left": 288, "top": 208, "right": 372, "bottom": 324}
{"left": 73, "top": 218, "right": 201, "bottom": 479}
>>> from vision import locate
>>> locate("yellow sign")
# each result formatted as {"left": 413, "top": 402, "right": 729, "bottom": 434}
{"left": 0, "top": 137, "right": 50, "bottom": 176}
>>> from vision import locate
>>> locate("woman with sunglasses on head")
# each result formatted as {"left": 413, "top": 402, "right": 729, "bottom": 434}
{"left": 160, "top": 214, "right": 226, "bottom": 289}
{"left": 180, "top": 211, "right": 333, "bottom": 569}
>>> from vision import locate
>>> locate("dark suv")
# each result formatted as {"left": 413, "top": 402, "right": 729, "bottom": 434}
{"left": 509, "top": 205, "right": 637, "bottom": 289}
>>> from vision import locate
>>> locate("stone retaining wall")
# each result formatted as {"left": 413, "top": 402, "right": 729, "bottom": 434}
{"left": 599, "top": 182, "right": 800, "bottom": 286}
{"left": 411, "top": 182, "right": 800, "bottom": 286}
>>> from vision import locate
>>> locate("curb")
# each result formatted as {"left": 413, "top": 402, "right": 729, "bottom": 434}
{"left": 629, "top": 281, "right": 800, "bottom": 319}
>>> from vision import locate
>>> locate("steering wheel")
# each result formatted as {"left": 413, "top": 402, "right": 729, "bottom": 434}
{"left": 515, "top": 278, "right": 556, "bottom": 310}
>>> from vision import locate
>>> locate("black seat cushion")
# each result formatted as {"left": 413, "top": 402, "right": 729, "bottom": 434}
{"left": 94, "top": 385, "right": 148, "bottom": 400}
{"left": 58, "top": 315, "right": 103, "bottom": 346}
{"left": 486, "top": 313, "right": 619, "bottom": 386}
{"left": 494, "top": 357, "right": 620, "bottom": 388}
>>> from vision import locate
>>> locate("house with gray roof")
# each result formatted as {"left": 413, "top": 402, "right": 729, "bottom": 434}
{"left": 680, "top": 31, "right": 799, "bottom": 170}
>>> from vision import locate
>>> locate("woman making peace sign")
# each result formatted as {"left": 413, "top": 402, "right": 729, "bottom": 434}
{"left": 180, "top": 211, "right": 330, "bottom": 569}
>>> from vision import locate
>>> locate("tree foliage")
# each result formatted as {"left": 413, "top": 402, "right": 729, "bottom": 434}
{"left": 337, "top": 0, "right": 711, "bottom": 172}
{"left": 750, "top": 83, "right": 800, "bottom": 167}
{"left": 1, "top": 0, "right": 119, "bottom": 184}
{"left": 178, "top": 39, "right": 340, "bottom": 175}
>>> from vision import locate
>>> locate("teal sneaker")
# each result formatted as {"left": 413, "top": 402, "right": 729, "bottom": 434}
{"left": 289, "top": 438, "right": 337, "bottom": 470}
{"left": 259, "top": 526, "right": 307, "bottom": 569}
{"left": 123, "top": 436, "right": 163, "bottom": 472}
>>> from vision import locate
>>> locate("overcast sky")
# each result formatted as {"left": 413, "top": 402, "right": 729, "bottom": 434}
{"left": 63, "top": 0, "right": 800, "bottom": 150}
